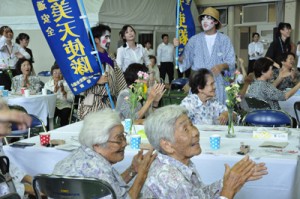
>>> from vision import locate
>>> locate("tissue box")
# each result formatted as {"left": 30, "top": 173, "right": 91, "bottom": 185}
{"left": 253, "top": 129, "right": 289, "bottom": 141}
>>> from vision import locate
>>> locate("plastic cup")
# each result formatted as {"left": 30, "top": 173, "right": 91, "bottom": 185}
{"left": 0, "top": 86, "right": 4, "bottom": 96}
{"left": 24, "top": 89, "right": 30, "bottom": 97}
{"left": 42, "top": 88, "right": 47, "bottom": 95}
{"left": 209, "top": 134, "right": 221, "bottom": 150}
{"left": 2, "top": 90, "right": 8, "bottom": 97}
{"left": 39, "top": 132, "right": 51, "bottom": 146}
{"left": 124, "top": 119, "right": 132, "bottom": 133}
{"left": 130, "top": 134, "right": 141, "bottom": 149}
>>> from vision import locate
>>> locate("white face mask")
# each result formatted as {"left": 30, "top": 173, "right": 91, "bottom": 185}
{"left": 201, "top": 16, "right": 215, "bottom": 31}
{"left": 100, "top": 31, "right": 111, "bottom": 50}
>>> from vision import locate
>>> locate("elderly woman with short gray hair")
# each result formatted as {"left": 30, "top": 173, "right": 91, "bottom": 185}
{"left": 53, "top": 109, "right": 156, "bottom": 199}
{"left": 142, "top": 105, "right": 268, "bottom": 199}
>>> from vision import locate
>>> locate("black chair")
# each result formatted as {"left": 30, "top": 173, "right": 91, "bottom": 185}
{"left": 69, "top": 95, "right": 85, "bottom": 124}
{"left": 33, "top": 174, "right": 116, "bottom": 199}
{"left": 0, "top": 193, "right": 21, "bottom": 199}
{"left": 245, "top": 96, "right": 271, "bottom": 110}
{"left": 243, "top": 109, "right": 292, "bottom": 127}
{"left": 294, "top": 101, "right": 300, "bottom": 127}
{"left": 4, "top": 114, "right": 47, "bottom": 144}
{"left": 164, "top": 78, "right": 188, "bottom": 105}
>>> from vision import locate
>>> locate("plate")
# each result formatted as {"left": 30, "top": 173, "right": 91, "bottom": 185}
{"left": 55, "top": 143, "right": 80, "bottom": 151}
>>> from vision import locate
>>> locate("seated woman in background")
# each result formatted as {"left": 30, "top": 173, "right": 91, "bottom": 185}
{"left": 247, "top": 57, "right": 300, "bottom": 110}
{"left": 11, "top": 58, "right": 41, "bottom": 94}
{"left": 271, "top": 52, "right": 298, "bottom": 91}
{"left": 53, "top": 109, "right": 156, "bottom": 199}
{"left": 142, "top": 105, "right": 267, "bottom": 198}
{"left": 180, "top": 68, "right": 230, "bottom": 125}
{"left": 116, "top": 63, "right": 165, "bottom": 120}
{"left": 0, "top": 99, "right": 34, "bottom": 198}
{"left": 148, "top": 55, "right": 161, "bottom": 86}
{"left": 44, "top": 63, "right": 74, "bottom": 127}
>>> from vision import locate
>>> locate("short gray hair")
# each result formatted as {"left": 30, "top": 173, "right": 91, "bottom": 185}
{"left": 144, "top": 105, "right": 187, "bottom": 153}
{"left": 79, "top": 108, "right": 121, "bottom": 149}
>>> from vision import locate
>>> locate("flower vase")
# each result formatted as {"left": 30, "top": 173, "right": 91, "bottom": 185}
{"left": 226, "top": 107, "right": 236, "bottom": 138}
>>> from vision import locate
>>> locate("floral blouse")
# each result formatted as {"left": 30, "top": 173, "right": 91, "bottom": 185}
{"left": 180, "top": 94, "right": 227, "bottom": 125}
{"left": 11, "top": 74, "right": 41, "bottom": 94}
{"left": 142, "top": 153, "right": 222, "bottom": 199}
{"left": 247, "top": 80, "right": 286, "bottom": 110}
{"left": 52, "top": 145, "right": 130, "bottom": 199}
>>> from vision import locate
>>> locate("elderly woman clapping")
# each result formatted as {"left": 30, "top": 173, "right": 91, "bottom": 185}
{"left": 142, "top": 105, "right": 268, "bottom": 199}
{"left": 11, "top": 58, "right": 41, "bottom": 94}
{"left": 53, "top": 109, "right": 156, "bottom": 199}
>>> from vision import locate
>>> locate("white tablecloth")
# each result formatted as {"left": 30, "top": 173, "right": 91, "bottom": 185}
{"left": 3, "top": 122, "right": 300, "bottom": 199}
{"left": 4, "top": 94, "right": 56, "bottom": 127}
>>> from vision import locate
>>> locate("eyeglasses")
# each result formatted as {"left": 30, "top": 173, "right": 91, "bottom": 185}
{"left": 107, "top": 133, "right": 127, "bottom": 145}
{"left": 53, "top": 72, "right": 62, "bottom": 75}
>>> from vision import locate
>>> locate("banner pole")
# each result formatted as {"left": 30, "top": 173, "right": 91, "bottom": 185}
{"left": 78, "top": 0, "right": 115, "bottom": 109}
{"left": 175, "top": 0, "right": 180, "bottom": 70}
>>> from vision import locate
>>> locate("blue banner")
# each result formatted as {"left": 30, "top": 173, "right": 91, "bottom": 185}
{"left": 177, "top": 0, "right": 196, "bottom": 56}
{"left": 32, "top": 0, "right": 100, "bottom": 94}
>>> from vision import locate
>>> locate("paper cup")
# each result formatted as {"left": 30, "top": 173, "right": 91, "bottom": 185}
{"left": 210, "top": 134, "right": 221, "bottom": 150}
{"left": 39, "top": 132, "right": 51, "bottom": 146}
{"left": 42, "top": 88, "right": 47, "bottom": 95}
{"left": 21, "top": 87, "right": 26, "bottom": 95}
{"left": 24, "top": 89, "right": 30, "bottom": 97}
{"left": 124, "top": 119, "right": 132, "bottom": 133}
{"left": 130, "top": 134, "right": 141, "bottom": 149}
{"left": 2, "top": 90, "right": 8, "bottom": 97}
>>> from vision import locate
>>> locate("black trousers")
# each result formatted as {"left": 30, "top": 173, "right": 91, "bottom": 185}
{"left": 0, "top": 69, "right": 17, "bottom": 90}
{"left": 159, "top": 62, "right": 174, "bottom": 83}
{"left": 54, "top": 107, "right": 71, "bottom": 127}
{"left": 247, "top": 60, "right": 256, "bottom": 74}
{"left": 177, "top": 68, "right": 191, "bottom": 78}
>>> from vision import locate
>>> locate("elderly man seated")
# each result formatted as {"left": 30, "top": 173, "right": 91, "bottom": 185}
{"left": 142, "top": 105, "right": 268, "bottom": 199}
{"left": 53, "top": 109, "right": 156, "bottom": 199}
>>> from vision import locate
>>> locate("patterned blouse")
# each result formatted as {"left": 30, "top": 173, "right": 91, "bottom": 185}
{"left": 142, "top": 153, "right": 222, "bottom": 199}
{"left": 180, "top": 94, "right": 227, "bottom": 125}
{"left": 116, "top": 88, "right": 142, "bottom": 120}
{"left": 11, "top": 74, "right": 41, "bottom": 94}
{"left": 271, "top": 68, "right": 296, "bottom": 91}
{"left": 52, "top": 146, "right": 130, "bottom": 199}
{"left": 247, "top": 80, "right": 286, "bottom": 110}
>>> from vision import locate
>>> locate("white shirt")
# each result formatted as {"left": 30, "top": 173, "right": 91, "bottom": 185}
{"left": 156, "top": 42, "right": 174, "bottom": 64}
{"left": 0, "top": 36, "right": 30, "bottom": 69}
{"left": 144, "top": 48, "right": 155, "bottom": 56}
{"left": 116, "top": 43, "right": 151, "bottom": 72}
{"left": 248, "top": 41, "right": 264, "bottom": 60}
{"left": 44, "top": 79, "right": 74, "bottom": 110}
{"left": 205, "top": 33, "right": 217, "bottom": 56}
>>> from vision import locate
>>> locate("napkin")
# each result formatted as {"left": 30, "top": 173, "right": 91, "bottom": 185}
{"left": 259, "top": 141, "right": 288, "bottom": 148}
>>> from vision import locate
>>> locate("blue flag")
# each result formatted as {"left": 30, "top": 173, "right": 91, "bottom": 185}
{"left": 32, "top": 0, "right": 100, "bottom": 95}
{"left": 177, "top": 0, "right": 196, "bottom": 56}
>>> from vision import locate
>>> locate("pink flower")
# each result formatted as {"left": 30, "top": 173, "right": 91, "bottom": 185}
{"left": 143, "top": 73, "right": 149, "bottom": 80}
{"left": 137, "top": 71, "right": 144, "bottom": 78}
{"left": 234, "top": 70, "right": 241, "bottom": 75}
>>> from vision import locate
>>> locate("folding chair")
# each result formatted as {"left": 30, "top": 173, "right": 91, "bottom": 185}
{"left": 243, "top": 109, "right": 292, "bottom": 127}
{"left": 37, "top": 71, "right": 51, "bottom": 77}
{"left": 245, "top": 96, "right": 271, "bottom": 110}
{"left": 33, "top": 174, "right": 116, "bottom": 199}
{"left": 0, "top": 193, "right": 21, "bottom": 199}
{"left": 69, "top": 95, "right": 84, "bottom": 124}
{"left": 4, "top": 114, "right": 47, "bottom": 144}
{"left": 294, "top": 101, "right": 300, "bottom": 127}
{"left": 164, "top": 78, "right": 188, "bottom": 105}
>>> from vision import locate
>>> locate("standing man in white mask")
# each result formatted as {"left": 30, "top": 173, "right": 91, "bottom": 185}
{"left": 174, "top": 7, "right": 235, "bottom": 105}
